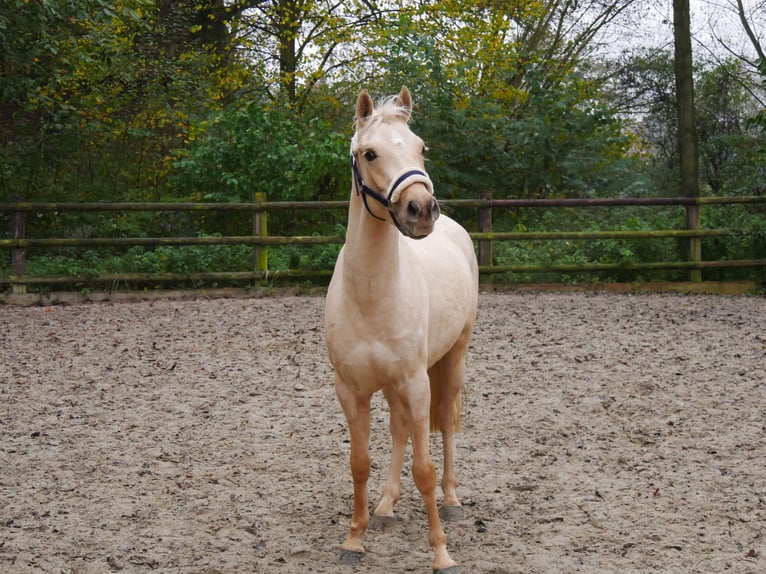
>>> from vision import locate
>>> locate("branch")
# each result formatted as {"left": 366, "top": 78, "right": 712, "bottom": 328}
{"left": 735, "top": 0, "right": 765, "bottom": 62}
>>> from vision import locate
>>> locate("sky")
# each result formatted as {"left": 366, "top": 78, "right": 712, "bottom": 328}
{"left": 596, "top": 0, "right": 765, "bottom": 66}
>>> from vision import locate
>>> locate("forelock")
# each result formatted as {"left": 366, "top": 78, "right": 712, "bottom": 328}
{"left": 352, "top": 96, "right": 410, "bottom": 152}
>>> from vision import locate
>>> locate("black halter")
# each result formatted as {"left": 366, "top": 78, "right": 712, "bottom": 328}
{"left": 350, "top": 154, "right": 432, "bottom": 224}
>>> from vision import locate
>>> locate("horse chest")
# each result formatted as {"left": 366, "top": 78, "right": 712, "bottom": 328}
{"left": 327, "top": 320, "right": 426, "bottom": 392}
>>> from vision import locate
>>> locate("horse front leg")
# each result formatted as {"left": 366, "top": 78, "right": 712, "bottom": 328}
{"left": 371, "top": 387, "right": 408, "bottom": 530}
{"left": 402, "top": 375, "right": 459, "bottom": 573}
{"left": 335, "top": 377, "right": 372, "bottom": 563}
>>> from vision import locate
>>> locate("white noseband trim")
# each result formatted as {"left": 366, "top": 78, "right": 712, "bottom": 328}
{"left": 386, "top": 168, "right": 434, "bottom": 204}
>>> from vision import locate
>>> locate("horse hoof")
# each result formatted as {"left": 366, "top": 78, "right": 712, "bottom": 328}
{"left": 369, "top": 514, "right": 397, "bottom": 532}
{"left": 339, "top": 549, "right": 364, "bottom": 564}
{"left": 434, "top": 566, "right": 460, "bottom": 574}
{"left": 439, "top": 505, "right": 464, "bottom": 522}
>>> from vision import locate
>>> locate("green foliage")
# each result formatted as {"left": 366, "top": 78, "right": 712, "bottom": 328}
{"left": 269, "top": 242, "right": 342, "bottom": 272}
{"left": 699, "top": 204, "right": 766, "bottom": 281}
{"left": 493, "top": 206, "right": 688, "bottom": 283}
{"left": 372, "top": 12, "right": 646, "bottom": 204}
{"left": 745, "top": 58, "right": 766, "bottom": 182}
{"left": 26, "top": 243, "right": 253, "bottom": 282}
{"left": 615, "top": 50, "right": 766, "bottom": 198}
{"left": 22, "top": 241, "right": 344, "bottom": 288}
{"left": 2, "top": 1, "right": 764, "bottom": 288}
{"left": 172, "top": 101, "right": 348, "bottom": 203}
{"left": 1, "top": 0, "right": 155, "bottom": 199}
{"left": 0, "top": 0, "right": 248, "bottom": 203}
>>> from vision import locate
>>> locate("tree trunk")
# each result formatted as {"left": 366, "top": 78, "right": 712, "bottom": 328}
{"left": 277, "top": 0, "right": 299, "bottom": 104}
{"left": 673, "top": 0, "right": 701, "bottom": 282}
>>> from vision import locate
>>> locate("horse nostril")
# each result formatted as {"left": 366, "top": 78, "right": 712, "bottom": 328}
{"left": 431, "top": 198, "right": 440, "bottom": 219}
{"left": 407, "top": 200, "right": 421, "bottom": 219}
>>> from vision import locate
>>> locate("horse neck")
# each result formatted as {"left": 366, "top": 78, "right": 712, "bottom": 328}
{"left": 342, "top": 185, "right": 403, "bottom": 297}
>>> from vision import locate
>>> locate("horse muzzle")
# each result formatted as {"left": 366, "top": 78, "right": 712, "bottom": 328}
{"left": 391, "top": 183, "right": 440, "bottom": 239}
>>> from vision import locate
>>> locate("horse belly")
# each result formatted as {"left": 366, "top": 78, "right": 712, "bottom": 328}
{"left": 407, "top": 220, "right": 478, "bottom": 365}
{"left": 425, "top": 276, "right": 475, "bottom": 365}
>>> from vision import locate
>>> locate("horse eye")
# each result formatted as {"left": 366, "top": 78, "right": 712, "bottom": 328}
{"left": 363, "top": 150, "right": 377, "bottom": 162}
{"left": 422, "top": 145, "right": 429, "bottom": 155}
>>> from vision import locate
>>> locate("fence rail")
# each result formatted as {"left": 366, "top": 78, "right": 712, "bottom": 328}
{"left": 2, "top": 195, "right": 765, "bottom": 292}
{"left": 4, "top": 195, "right": 765, "bottom": 212}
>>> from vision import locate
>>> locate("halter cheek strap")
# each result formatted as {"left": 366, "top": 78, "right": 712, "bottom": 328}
{"left": 351, "top": 154, "right": 433, "bottom": 222}
{"left": 352, "top": 155, "right": 388, "bottom": 221}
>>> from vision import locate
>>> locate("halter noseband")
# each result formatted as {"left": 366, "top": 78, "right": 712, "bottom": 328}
{"left": 350, "top": 154, "right": 434, "bottom": 225}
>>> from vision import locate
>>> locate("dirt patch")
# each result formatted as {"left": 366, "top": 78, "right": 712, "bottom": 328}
{"left": 1, "top": 293, "right": 764, "bottom": 573}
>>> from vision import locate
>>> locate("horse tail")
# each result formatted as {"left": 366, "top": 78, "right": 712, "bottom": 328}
{"left": 428, "top": 371, "right": 463, "bottom": 434}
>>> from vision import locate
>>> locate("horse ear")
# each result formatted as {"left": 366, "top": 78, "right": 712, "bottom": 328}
{"left": 356, "top": 89, "right": 374, "bottom": 121}
{"left": 396, "top": 86, "right": 412, "bottom": 121}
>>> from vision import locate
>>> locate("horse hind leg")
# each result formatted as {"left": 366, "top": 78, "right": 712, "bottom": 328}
{"left": 371, "top": 387, "right": 408, "bottom": 531}
{"left": 429, "top": 340, "right": 470, "bottom": 522}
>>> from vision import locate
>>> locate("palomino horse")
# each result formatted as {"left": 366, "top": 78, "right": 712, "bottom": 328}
{"left": 325, "top": 86, "right": 479, "bottom": 573}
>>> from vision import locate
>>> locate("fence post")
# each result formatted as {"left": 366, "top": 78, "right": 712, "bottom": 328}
{"left": 686, "top": 203, "right": 702, "bottom": 282}
{"left": 253, "top": 192, "right": 268, "bottom": 272}
{"left": 10, "top": 195, "right": 27, "bottom": 294}
{"left": 478, "top": 190, "right": 492, "bottom": 271}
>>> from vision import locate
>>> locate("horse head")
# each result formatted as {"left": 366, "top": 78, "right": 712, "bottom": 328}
{"left": 350, "top": 86, "right": 440, "bottom": 239}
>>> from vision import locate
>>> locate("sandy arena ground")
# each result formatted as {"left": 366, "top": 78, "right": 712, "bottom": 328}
{"left": 1, "top": 292, "right": 764, "bottom": 574}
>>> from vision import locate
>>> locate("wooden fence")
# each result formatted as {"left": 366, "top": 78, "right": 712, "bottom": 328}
{"left": 1, "top": 195, "right": 765, "bottom": 293}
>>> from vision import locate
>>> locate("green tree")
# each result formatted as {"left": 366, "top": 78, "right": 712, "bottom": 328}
{"left": 232, "top": 0, "right": 384, "bottom": 109}
{"left": 611, "top": 49, "right": 765, "bottom": 197}
{"left": 0, "top": 0, "right": 151, "bottom": 200}
{"left": 696, "top": 59, "right": 764, "bottom": 195}
{"left": 173, "top": 101, "right": 347, "bottom": 204}
{"left": 367, "top": 3, "right": 643, "bottom": 204}
{"left": 0, "top": 0, "right": 249, "bottom": 203}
